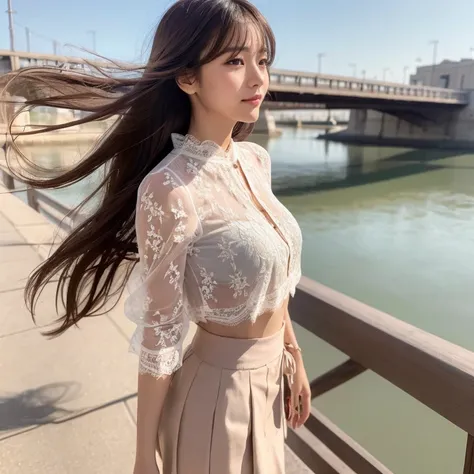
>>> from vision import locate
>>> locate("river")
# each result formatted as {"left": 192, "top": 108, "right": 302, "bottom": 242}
{"left": 5, "top": 126, "right": 474, "bottom": 473}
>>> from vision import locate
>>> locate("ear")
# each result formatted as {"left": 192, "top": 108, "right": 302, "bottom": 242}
{"left": 176, "top": 71, "right": 198, "bottom": 95}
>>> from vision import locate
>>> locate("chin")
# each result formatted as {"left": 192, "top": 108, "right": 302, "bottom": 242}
{"left": 238, "top": 110, "right": 261, "bottom": 124}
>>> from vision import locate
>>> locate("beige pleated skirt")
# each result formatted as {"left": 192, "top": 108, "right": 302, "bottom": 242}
{"left": 157, "top": 322, "right": 293, "bottom": 474}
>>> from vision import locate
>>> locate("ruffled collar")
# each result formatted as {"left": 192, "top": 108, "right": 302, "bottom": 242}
{"left": 171, "top": 133, "right": 237, "bottom": 164}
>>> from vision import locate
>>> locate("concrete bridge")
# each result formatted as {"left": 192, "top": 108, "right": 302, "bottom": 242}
{"left": 1, "top": 50, "right": 473, "bottom": 146}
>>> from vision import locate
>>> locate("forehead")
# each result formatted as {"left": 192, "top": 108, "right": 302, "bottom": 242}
{"left": 199, "top": 17, "right": 268, "bottom": 64}
{"left": 228, "top": 21, "right": 266, "bottom": 52}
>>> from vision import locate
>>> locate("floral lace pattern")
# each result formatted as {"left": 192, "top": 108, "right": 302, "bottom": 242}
{"left": 124, "top": 134, "right": 303, "bottom": 379}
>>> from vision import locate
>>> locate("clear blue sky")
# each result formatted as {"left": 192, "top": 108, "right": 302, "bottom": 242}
{"left": 1, "top": 0, "right": 473, "bottom": 83}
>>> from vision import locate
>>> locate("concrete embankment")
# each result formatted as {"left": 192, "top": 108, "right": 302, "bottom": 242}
{"left": 320, "top": 93, "right": 474, "bottom": 151}
{"left": 318, "top": 129, "right": 474, "bottom": 151}
{"left": 0, "top": 128, "right": 101, "bottom": 147}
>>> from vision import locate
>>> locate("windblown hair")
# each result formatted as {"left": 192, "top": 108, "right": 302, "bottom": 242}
{"left": 0, "top": 0, "right": 275, "bottom": 337}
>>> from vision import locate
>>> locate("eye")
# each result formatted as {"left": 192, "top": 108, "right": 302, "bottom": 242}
{"left": 260, "top": 57, "right": 269, "bottom": 66}
{"left": 227, "top": 58, "right": 244, "bottom": 66}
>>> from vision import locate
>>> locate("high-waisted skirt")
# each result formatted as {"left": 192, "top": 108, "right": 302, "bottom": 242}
{"left": 157, "top": 322, "right": 295, "bottom": 474}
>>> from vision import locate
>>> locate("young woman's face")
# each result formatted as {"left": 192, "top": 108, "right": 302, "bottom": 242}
{"left": 191, "top": 24, "right": 270, "bottom": 125}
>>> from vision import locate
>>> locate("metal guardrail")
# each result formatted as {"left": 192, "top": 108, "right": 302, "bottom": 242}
{"left": 269, "top": 68, "right": 469, "bottom": 103}
{"left": 0, "top": 164, "right": 78, "bottom": 232}
{"left": 1, "top": 50, "right": 469, "bottom": 104}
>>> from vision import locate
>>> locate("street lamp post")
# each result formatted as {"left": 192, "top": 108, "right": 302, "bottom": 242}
{"left": 403, "top": 66, "right": 409, "bottom": 84}
{"left": 88, "top": 30, "right": 97, "bottom": 52}
{"left": 25, "top": 26, "right": 30, "bottom": 52}
{"left": 6, "top": 0, "right": 16, "bottom": 51}
{"left": 413, "top": 58, "right": 423, "bottom": 86}
{"left": 317, "top": 53, "right": 325, "bottom": 74}
{"left": 429, "top": 40, "right": 439, "bottom": 86}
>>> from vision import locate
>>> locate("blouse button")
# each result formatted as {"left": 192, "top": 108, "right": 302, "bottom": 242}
{"left": 233, "top": 163, "right": 239, "bottom": 168}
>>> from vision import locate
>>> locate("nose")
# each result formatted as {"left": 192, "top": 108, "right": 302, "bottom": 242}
{"left": 247, "top": 60, "right": 266, "bottom": 89}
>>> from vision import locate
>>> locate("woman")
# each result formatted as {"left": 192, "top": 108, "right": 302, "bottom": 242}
{"left": 2, "top": 0, "right": 310, "bottom": 472}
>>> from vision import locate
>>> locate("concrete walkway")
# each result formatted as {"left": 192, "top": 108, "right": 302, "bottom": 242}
{"left": 0, "top": 183, "right": 311, "bottom": 474}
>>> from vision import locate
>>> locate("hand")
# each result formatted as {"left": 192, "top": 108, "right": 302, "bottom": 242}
{"left": 133, "top": 459, "right": 159, "bottom": 474}
{"left": 288, "top": 358, "right": 311, "bottom": 429}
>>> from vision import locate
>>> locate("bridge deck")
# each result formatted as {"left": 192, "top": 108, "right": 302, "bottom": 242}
{"left": 1, "top": 50, "right": 469, "bottom": 108}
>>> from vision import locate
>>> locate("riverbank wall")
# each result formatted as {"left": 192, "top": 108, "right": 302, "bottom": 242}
{"left": 320, "top": 91, "right": 474, "bottom": 150}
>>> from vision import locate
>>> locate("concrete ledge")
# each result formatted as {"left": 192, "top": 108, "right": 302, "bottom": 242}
{"left": 1, "top": 132, "right": 100, "bottom": 147}
{"left": 318, "top": 131, "right": 474, "bottom": 151}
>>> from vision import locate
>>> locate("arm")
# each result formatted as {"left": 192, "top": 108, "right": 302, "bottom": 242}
{"left": 283, "top": 307, "right": 303, "bottom": 366}
{"left": 125, "top": 170, "right": 199, "bottom": 470}
{"left": 134, "top": 375, "right": 171, "bottom": 470}
{"left": 284, "top": 306, "right": 311, "bottom": 429}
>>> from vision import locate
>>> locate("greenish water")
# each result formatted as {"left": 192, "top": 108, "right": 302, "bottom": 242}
{"left": 266, "top": 128, "right": 474, "bottom": 474}
{"left": 5, "top": 127, "right": 474, "bottom": 473}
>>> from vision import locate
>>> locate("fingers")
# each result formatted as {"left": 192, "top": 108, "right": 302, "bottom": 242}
{"left": 290, "top": 386, "right": 299, "bottom": 429}
{"left": 297, "top": 390, "right": 311, "bottom": 428}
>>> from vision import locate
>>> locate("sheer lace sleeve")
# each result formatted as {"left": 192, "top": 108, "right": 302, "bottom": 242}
{"left": 124, "top": 168, "right": 200, "bottom": 379}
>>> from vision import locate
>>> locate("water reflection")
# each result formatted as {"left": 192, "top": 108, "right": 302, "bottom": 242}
{"left": 261, "top": 128, "right": 474, "bottom": 474}
{"left": 264, "top": 131, "right": 466, "bottom": 196}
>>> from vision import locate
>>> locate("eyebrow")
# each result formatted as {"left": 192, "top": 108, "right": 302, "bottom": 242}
{"left": 221, "top": 46, "right": 268, "bottom": 55}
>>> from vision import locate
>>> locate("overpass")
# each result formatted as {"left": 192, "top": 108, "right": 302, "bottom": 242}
{"left": 1, "top": 50, "right": 473, "bottom": 146}
{"left": 1, "top": 50, "right": 467, "bottom": 108}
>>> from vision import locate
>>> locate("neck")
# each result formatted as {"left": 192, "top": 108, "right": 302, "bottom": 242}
{"left": 187, "top": 109, "right": 236, "bottom": 152}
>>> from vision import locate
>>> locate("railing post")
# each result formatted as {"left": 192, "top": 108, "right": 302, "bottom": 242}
{"left": 26, "top": 186, "right": 40, "bottom": 212}
{"left": 463, "top": 434, "right": 474, "bottom": 474}
{"left": 1, "top": 168, "right": 14, "bottom": 190}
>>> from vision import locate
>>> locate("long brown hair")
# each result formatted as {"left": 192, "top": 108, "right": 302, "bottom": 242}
{"left": 1, "top": 0, "right": 276, "bottom": 337}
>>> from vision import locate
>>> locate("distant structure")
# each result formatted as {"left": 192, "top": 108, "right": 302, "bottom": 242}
{"left": 411, "top": 58, "right": 474, "bottom": 90}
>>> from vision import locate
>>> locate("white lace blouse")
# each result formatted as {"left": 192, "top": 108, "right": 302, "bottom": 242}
{"left": 124, "top": 133, "right": 303, "bottom": 378}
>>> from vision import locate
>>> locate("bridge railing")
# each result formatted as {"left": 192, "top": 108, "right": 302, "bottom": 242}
{"left": 2, "top": 154, "right": 474, "bottom": 473}
{"left": 0, "top": 163, "right": 81, "bottom": 233}
{"left": 287, "top": 277, "right": 474, "bottom": 473}
{"left": 269, "top": 68, "right": 469, "bottom": 103}
{"left": 1, "top": 50, "right": 468, "bottom": 104}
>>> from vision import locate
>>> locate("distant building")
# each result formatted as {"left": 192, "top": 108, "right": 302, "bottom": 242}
{"left": 410, "top": 58, "right": 474, "bottom": 90}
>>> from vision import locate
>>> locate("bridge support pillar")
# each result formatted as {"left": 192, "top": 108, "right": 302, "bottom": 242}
{"left": 252, "top": 110, "right": 281, "bottom": 137}
{"left": 321, "top": 91, "right": 474, "bottom": 149}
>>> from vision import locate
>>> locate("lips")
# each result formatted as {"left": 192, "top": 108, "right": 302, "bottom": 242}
{"left": 242, "top": 94, "right": 263, "bottom": 105}
{"left": 243, "top": 94, "right": 263, "bottom": 102}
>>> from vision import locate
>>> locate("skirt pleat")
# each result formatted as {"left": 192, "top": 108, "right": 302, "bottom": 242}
{"left": 157, "top": 324, "right": 289, "bottom": 474}
{"left": 210, "top": 368, "right": 253, "bottom": 474}
{"left": 158, "top": 349, "right": 202, "bottom": 474}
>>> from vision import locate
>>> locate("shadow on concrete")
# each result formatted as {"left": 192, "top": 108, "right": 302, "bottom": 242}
{"left": 0, "top": 382, "right": 80, "bottom": 431}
